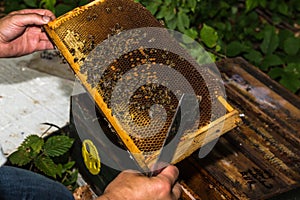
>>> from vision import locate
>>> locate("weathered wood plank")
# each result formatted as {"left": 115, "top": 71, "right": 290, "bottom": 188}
{"left": 178, "top": 58, "right": 300, "bottom": 200}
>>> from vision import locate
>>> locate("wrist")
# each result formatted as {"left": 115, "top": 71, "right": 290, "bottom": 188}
{"left": 0, "top": 43, "right": 14, "bottom": 58}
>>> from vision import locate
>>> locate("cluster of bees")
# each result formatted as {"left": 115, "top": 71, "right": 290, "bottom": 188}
{"left": 63, "top": 14, "right": 215, "bottom": 152}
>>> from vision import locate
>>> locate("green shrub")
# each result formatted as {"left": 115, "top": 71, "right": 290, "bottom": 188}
{"left": 135, "top": 0, "right": 300, "bottom": 93}
{"left": 9, "top": 134, "right": 78, "bottom": 190}
{"left": 4, "top": 0, "right": 300, "bottom": 93}
{"left": 4, "top": 0, "right": 90, "bottom": 16}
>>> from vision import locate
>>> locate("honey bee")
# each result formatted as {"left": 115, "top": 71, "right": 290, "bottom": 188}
{"left": 105, "top": 8, "right": 112, "bottom": 14}
{"left": 86, "top": 15, "right": 92, "bottom": 21}
{"left": 92, "top": 14, "right": 98, "bottom": 20}
{"left": 69, "top": 48, "right": 76, "bottom": 56}
{"left": 117, "top": 6, "right": 123, "bottom": 11}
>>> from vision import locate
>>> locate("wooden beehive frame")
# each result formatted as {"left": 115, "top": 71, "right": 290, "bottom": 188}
{"left": 44, "top": 0, "right": 241, "bottom": 171}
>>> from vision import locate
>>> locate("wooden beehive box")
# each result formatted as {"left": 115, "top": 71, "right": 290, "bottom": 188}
{"left": 177, "top": 58, "right": 300, "bottom": 200}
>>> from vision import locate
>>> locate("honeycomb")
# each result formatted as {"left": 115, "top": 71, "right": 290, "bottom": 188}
{"left": 44, "top": 0, "right": 227, "bottom": 170}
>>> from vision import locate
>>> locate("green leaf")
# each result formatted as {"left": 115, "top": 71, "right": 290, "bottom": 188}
{"left": 34, "top": 155, "right": 58, "bottom": 178}
{"left": 44, "top": 135, "right": 74, "bottom": 157}
{"left": 47, "top": 0, "right": 56, "bottom": 7}
{"left": 245, "top": 0, "right": 259, "bottom": 12}
{"left": 244, "top": 50, "right": 263, "bottom": 65}
{"left": 215, "top": 44, "right": 222, "bottom": 52}
{"left": 284, "top": 54, "right": 300, "bottom": 64}
{"left": 56, "top": 164, "right": 63, "bottom": 178}
{"left": 269, "top": 64, "right": 300, "bottom": 93}
{"left": 55, "top": 4, "right": 74, "bottom": 16}
{"left": 4, "top": 1, "right": 26, "bottom": 13}
{"left": 8, "top": 135, "right": 44, "bottom": 166}
{"left": 63, "top": 0, "right": 75, "bottom": 4}
{"left": 226, "top": 41, "right": 249, "bottom": 57}
{"left": 261, "top": 54, "right": 284, "bottom": 71}
{"left": 22, "top": 135, "right": 44, "bottom": 152}
{"left": 62, "top": 161, "right": 76, "bottom": 171}
{"left": 164, "top": 0, "right": 172, "bottom": 6}
{"left": 280, "top": 77, "right": 300, "bottom": 93}
{"left": 78, "top": 0, "right": 90, "bottom": 6}
{"left": 285, "top": 63, "right": 300, "bottom": 78}
{"left": 277, "top": 2, "right": 289, "bottom": 16}
{"left": 208, "top": 52, "right": 217, "bottom": 62}
{"left": 231, "top": 6, "right": 238, "bottom": 15}
{"left": 200, "top": 24, "right": 218, "bottom": 48}
{"left": 269, "top": 1, "right": 277, "bottom": 10}
{"left": 62, "top": 169, "right": 78, "bottom": 187}
{"left": 146, "top": 0, "right": 162, "bottom": 15}
{"left": 24, "top": 0, "right": 37, "bottom": 7}
{"left": 156, "top": 5, "right": 169, "bottom": 19}
{"left": 260, "top": 26, "right": 279, "bottom": 55}
{"left": 20, "top": 135, "right": 41, "bottom": 148}
{"left": 268, "top": 67, "right": 284, "bottom": 79}
{"left": 164, "top": 8, "right": 176, "bottom": 21}
{"left": 279, "top": 30, "right": 294, "bottom": 49}
{"left": 19, "top": 135, "right": 43, "bottom": 154}
{"left": 269, "top": 64, "right": 300, "bottom": 79}
{"left": 9, "top": 150, "right": 33, "bottom": 166}
{"left": 177, "top": 10, "right": 190, "bottom": 32}
{"left": 187, "top": 0, "right": 197, "bottom": 12}
{"left": 272, "top": 14, "right": 283, "bottom": 25}
{"left": 40, "top": 0, "right": 56, "bottom": 13}
{"left": 183, "top": 28, "right": 198, "bottom": 43}
{"left": 39, "top": 0, "right": 46, "bottom": 7}
{"left": 295, "top": 0, "right": 300, "bottom": 12}
{"left": 259, "top": 0, "right": 267, "bottom": 8}
{"left": 31, "top": 139, "right": 44, "bottom": 154}
{"left": 283, "top": 37, "right": 300, "bottom": 56}
{"left": 189, "top": 47, "right": 213, "bottom": 65}
{"left": 166, "top": 17, "right": 177, "bottom": 30}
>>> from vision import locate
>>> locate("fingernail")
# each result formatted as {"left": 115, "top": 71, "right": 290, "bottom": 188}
{"left": 43, "top": 15, "right": 51, "bottom": 23}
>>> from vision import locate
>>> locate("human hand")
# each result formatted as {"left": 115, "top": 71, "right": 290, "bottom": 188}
{"left": 0, "top": 9, "right": 55, "bottom": 58}
{"left": 98, "top": 165, "right": 182, "bottom": 200}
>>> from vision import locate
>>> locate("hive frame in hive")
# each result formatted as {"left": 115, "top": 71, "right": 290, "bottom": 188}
{"left": 44, "top": 0, "right": 241, "bottom": 171}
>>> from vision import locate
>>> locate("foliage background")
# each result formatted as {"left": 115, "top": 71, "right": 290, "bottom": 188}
{"left": 134, "top": 0, "right": 300, "bottom": 94}
{"left": 3, "top": 0, "right": 90, "bottom": 16}
{"left": 3, "top": 0, "right": 300, "bottom": 94}
{"left": 8, "top": 132, "right": 79, "bottom": 191}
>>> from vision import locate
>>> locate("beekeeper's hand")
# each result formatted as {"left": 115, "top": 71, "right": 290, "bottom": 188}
{"left": 98, "top": 165, "right": 182, "bottom": 200}
{"left": 0, "top": 9, "right": 55, "bottom": 58}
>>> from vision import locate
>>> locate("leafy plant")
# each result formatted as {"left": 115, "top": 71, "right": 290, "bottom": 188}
{"left": 4, "top": 0, "right": 91, "bottom": 16}
{"left": 3, "top": 0, "right": 300, "bottom": 93}
{"left": 135, "top": 0, "right": 220, "bottom": 61}
{"left": 135, "top": 0, "right": 300, "bottom": 94}
{"left": 269, "top": 63, "right": 300, "bottom": 93}
{"left": 8, "top": 134, "right": 78, "bottom": 190}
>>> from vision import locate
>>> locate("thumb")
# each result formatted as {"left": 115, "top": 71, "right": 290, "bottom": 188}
{"left": 13, "top": 13, "right": 51, "bottom": 27}
{"left": 157, "top": 165, "right": 179, "bottom": 186}
{"left": 0, "top": 13, "right": 51, "bottom": 43}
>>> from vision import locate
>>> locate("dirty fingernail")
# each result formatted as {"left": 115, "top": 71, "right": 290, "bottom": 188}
{"left": 43, "top": 15, "right": 51, "bottom": 23}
